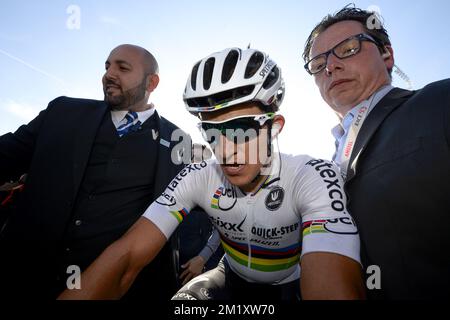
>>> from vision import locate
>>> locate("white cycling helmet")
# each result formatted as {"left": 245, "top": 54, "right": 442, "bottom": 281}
{"left": 183, "top": 47, "right": 285, "bottom": 114}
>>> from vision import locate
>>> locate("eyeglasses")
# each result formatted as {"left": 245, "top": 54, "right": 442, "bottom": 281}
{"left": 198, "top": 113, "right": 275, "bottom": 144}
{"left": 304, "top": 33, "right": 381, "bottom": 75}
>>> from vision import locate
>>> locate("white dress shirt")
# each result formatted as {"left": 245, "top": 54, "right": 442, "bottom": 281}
{"left": 331, "top": 85, "right": 394, "bottom": 169}
{"left": 110, "top": 103, "right": 156, "bottom": 129}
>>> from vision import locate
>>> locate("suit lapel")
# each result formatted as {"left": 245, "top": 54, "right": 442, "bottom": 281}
{"left": 346, "top": 88, "right": 415, "bottom": 182}
{"left": 152, "top": 111, "right": 191, "bottom": 199}
{"left": 153, "top": 111, "right": 175, "bottom": 199}
{"left": 72, "top": 100, "right": 108, "bottom": 197}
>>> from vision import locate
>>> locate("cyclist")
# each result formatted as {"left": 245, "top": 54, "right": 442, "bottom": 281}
{"left": 58, "top": 48, "right": 364, "bottom": 300}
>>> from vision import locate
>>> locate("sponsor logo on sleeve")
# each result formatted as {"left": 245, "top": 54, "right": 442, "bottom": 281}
{"left": 167, "top": 162, "right": 208, "bottom": 192}
{"left": 155, "top": 192, "right": 177, "bottom": 206}
{"left": 323, "top": 217, "right": 359, "bottom": 234}
{"left": 305, "top": 159, "right": 346, "bottom": 212}
{"left": 302, "top": 217, "right": 358, "bottom": 237}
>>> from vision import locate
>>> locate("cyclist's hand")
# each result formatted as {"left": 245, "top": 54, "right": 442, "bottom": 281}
{"left": 179, "top": 255, "right": 206, "bottom": 285}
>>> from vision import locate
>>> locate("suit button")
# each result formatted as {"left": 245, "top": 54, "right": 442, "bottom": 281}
{"left": 111, "top": 158, "right": 118, "bottom": 164}
{"left": 75, "top": 220, "right": 82, "bottom": 226}
{"left": 65, "top": 247, "right": 71, "bottom": 252}
{"left": 88, "top": 194, "right": 95, "bottom": 200}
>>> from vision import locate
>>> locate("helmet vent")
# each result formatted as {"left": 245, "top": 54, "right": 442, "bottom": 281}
{"left": 245, "top": 51, "right": 264, "bottom": 79}
{"left": 221, "top": 50, "right": 239, "bottom": 84}
{"left": 190, "top": 61, "right": 201, "bottom": 91}
{"left": 262, "top": 66, "right": 280, "bottom": 89}
{"left": 203, "top": 57, "right": 215, "bottom": 90}
{"left": 186, "top": 85, "right": 255, "bottom": 108}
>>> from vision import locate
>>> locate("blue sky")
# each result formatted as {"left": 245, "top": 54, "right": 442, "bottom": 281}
{"left": 1, "top": 0, "right": 449, "bottom": 159}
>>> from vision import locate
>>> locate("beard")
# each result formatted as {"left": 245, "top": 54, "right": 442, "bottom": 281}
{"left": 104, "top": 77, "right": 147, "bottom": 110}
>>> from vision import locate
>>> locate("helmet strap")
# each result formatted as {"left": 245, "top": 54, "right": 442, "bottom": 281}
{"left": 267, "top": 121, "right": 273, "bottom": 158}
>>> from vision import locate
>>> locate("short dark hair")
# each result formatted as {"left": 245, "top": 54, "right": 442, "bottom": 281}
{"left": 303, "top": 4, "right": 391, "bottom": 64}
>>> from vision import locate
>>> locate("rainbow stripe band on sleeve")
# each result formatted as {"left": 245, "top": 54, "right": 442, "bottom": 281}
{"left": 220, "top": 235, "right": 301, "bottom": 272}
{"left": 170, "top": 208, "right": 189, "bottom": 223}
{"left": 302, "top": 220, "right": 327, "bottom": 237}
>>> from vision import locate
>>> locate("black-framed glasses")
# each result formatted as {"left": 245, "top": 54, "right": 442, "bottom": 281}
{"left": 304, "top": 33, "right": 381, "bottom": 75}
{"left": 198, "top": 113, "right": 275, "bottom": 145}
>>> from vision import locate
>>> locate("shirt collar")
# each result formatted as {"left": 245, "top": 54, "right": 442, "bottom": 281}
{"left": 330, "top": 84, "right": 394, "bottom": 139}
{"left": 111, "top": 103, "right": 155, "bottom": 128}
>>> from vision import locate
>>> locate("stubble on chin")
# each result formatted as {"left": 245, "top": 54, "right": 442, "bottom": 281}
{"left": 104, "top": 93, "right": 126, "bottom": 110}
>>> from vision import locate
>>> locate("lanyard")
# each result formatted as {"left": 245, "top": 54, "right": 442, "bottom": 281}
{"left": 338, "top": 94, "right": 376, "bottom": 180}
{"left": 335, "top": 85, "right": 394, "bottom": 179}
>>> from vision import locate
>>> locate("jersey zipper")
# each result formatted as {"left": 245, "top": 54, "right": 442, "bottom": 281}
{"left": 244, "top": 175, "right": 271, "bottom": 270}
{"left": 246, "top": 195, "right": 255, "bottom": 269}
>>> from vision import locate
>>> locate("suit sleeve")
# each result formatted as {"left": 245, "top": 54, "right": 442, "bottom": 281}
{"left": 0, "top": 107, "right": 49, "bottom": 185}
{"left": 445, "top": 86, "right": 450, "bottom": 148}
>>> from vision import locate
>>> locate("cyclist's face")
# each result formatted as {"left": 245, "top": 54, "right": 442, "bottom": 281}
{"left": 200, "top": 102, "right": 271, "bottom": 191}
{"left": 310, "top": 20, "right": 393, "bottom": 117}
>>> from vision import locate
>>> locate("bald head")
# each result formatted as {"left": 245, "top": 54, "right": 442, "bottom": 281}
{"left": 103, "top": 44, "right": 160, "bottom": 111}
{"left": 111, "top": 44, "right": 159, "bottom": 75}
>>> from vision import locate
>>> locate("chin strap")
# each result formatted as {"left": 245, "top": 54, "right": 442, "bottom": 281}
{"left": 250, "top": 172, "right": 262, "bottom": 183}
{"left": 251, "top": 121, "right": 274, "bottom": 184}
{"left": 267, "top": 121, "right": 273, "bottom": 158}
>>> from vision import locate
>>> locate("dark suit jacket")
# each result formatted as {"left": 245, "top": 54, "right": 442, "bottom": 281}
{"left": 0, "top": 96, "right": 190, "bottom": 299}
{"left": 345, "top": 79, "right": 450, "bottom": 299}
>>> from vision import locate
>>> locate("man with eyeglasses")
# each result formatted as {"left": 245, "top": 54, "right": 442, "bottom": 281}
{"left": 59, "top": 47, "right": 365, "bottom": 300}
{"left": 303, "top": 6, "right": 450, "bottom": 299}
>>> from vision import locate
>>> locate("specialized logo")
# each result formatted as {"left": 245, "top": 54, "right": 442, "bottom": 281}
{"left": 249, "top": 238, "right": 280, "bottom": 246}
{"left": 210, "top": 186, "right": 237, "bottom": 211}
{"left": 265, "top": 186, "right": 284, "bottom": 211}
{"left": 155, "top": 192, "right": 177, "bottom": 206}
{"left": 259, "top": 60, "right": 275, "bottom": 77}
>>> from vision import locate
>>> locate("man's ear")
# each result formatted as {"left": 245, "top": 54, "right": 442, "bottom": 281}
{"left": 383, "top": 46, "right": 394, "bottom": 70}
{"left": 146, "top": 74, "right": 159, "bottom": 93}
{"left": 271, "top": 115, "right": 285, "bottom": 138}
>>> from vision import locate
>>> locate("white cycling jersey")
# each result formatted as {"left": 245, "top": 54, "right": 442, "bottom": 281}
{"left": 144, "top": 153, "right": 360, "bottom": 284}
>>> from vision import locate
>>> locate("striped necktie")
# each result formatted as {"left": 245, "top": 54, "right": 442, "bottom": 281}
{"left": 117, "top": 111, "right": 141, "bottom": 137}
